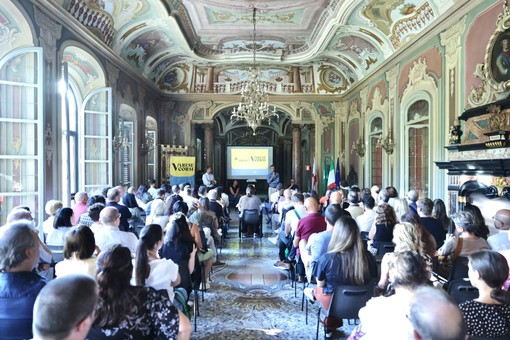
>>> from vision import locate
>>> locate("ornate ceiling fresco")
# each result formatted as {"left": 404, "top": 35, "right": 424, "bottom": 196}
{"left": 57, "top": 0, "right": 455, "bottom": 95}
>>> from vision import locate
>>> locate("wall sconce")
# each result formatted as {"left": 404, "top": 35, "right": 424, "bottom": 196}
{"left": 351, "top": 137, "right": 366, "bottom": 157}
{"left": 376, "top": 129, "right": 395, "bottom": 154}
{"left": 140, "top": 131, "right": 155, "bottom": 154}
{"left": 113, "top": 120, "right": 128, "bottom": 152}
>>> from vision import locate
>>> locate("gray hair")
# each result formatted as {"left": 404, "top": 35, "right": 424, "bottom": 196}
{"left": 0, "top": 220, "right": 37, "bottom": 271}
{"left": 409, "top": 286, "right": 467, "bottom": 340}
{"left": 106, "top": 187, "right": 120, "bottom": 201}
{"left": 451, "top": 211, "right": 477, "bottom": 233}
{"left": 407, "top": 190, "right": 419, "bottom": 202}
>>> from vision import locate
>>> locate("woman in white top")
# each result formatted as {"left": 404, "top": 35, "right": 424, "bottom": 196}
{"left": 134, "top": 224, "right": 188, "bottom": 312}
{"left": 42, "top": 199, "right": 63, "bottom": 236}
{"left": 55, "top": 225, "right": 97, "bottom": 278}
{"left": 46, "top": 207, "right": 73, "bottom": 246}
{"left": 145, "top": 199, "right": 169, "bottom": 228}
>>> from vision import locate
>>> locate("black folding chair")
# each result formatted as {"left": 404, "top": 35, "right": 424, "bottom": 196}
{"left": 447, "top": 279, "right": 478, "bottom": 305}
{"left": 316, "top": 279, "right": 376, "bottom": 340}
{"left": 239, "top": 209, "right": 261, "bottom": 238}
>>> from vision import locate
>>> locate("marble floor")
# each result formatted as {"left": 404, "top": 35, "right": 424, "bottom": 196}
{"left": 190, "top": 212, "right": 355, "bottom": 340}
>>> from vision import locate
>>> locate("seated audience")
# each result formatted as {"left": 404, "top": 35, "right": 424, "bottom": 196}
{"left": 32, "top": 274, "right": 98, "bottom": 340}
{"left": 417, "top": 198, "right": 446, "bottom": 248}
{"left": 368, "top": 202, "right": 397, "bottom": 252}
{"left": 406, "top": 189, "right": 419, "bottom": 217}
{"left": 135, "top": 184, "right": 151, "bottom": 210}
{"left": 78, "top": 195, "right": 106, "bottom": 227}
{"left": 95, "top": 207, "right": 138, "bottom": 253}
{"left": 407, "top": 285, "right": 467, "bottom": 340}
{"left": 400, "top": 213, "right": 436, "bottom": 258}
{"left": 161, "top": 213, "right": 197, "bottom": 295}
{"left": 355, "top": 194, "right": 376, "bottom": 235}
{"left": 105, "top": 187, "right": 132, "bottom": 232}
{"left": 42, "top": 199, "right": 63, "bottom": 236}
{"left": 145, "top": 199, "right": 169, "bottom": 228}
{"left": 351, "top": 251, "right": 430, "bottom": 339}
{"left": 89, "top": 245, "right": 191, "bottom": 339}
{"left": 345, "top": 191, "right": 364, "bottom": 220}
{"left": 432, "top": 198, "right": 450, "bottom": 231}
{"left": 305, "top": 216, "right": 377, "bottom": 334}
{"left": 46, "top": 207, "right": 74, "bottom": 246}
{"left": 295, "top": 197, "right": 326, "bottom": 280}
{"left": 306, "top": 204, "right": 344, "bottom": 277}
{"left": 55, "top": 225, "right": 98, "bottom": 278}
{"left": 85, "top": 203, "right": 104, "bottom": 234}
{"left": 488, "top": 209, "right": 510, "bottom": 251}
{"left": 72, "top": 191, "right": 89, "bottom": 225}
{"left": 229, "top": 179, "right": 241, "bottom": 206}
{"left": 135, "top": 224, "right": 188, "bottom": 312}
{"left": 188, "top": 197, "right": 217, "bottom": 287}
{"left": 437, "top": 211, "right": 491, "bottom": 261}
{"left": 459, "top": 250, "right": 510, "bottom": 338}
{"left": 463, "top": 203, "right": 490, "bottom": 240}
{"left": 378, "top": 222, "right": 432, "bottom": 292}
{"left": 0, "top": 220, "right": 46, "bottom": 339}
{"left": 7, "top": 207, "right": 53, "bottom": 276}
{"left": 393, "top": 197, "right": 410, "bottom": 222}
{"left": 237, "top": 185, "right": 263, "bottom": 237}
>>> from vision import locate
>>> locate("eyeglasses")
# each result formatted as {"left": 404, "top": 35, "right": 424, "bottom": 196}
{"left": 116, "top": 214, "right": 121, "bottom": 219}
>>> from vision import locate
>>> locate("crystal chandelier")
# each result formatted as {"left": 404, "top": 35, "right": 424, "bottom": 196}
{"left": 231, "top": 7, "right": 278, "bottom": 135}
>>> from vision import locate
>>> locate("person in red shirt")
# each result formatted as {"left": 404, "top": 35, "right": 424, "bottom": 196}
{"left": 294, "top": 197, "right": 327, "bottom": 280}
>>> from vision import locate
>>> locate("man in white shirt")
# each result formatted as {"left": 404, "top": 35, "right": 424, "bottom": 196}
{"left": 147, "top": 179, "right": 158, "bottom": 200}
{"left": 345, "top": 191, "right": 364, "bottom": 220}
{"left": 488, "top": 209, "right": 510, "bottom": 251}
{"left": 202, "top": 166, "right": 216, "bottom": 189}
{"left": 356, "top": 194, "right": 377, "bottom": 234}
{"left": 95, "top": 207, "right": 138, "bottom": 254}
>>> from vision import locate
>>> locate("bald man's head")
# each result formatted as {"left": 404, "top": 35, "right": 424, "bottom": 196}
{"left": 304, "top": 197, "right": 319, "bottom": 213}
{"left": 494, "top": 209, "right": 510, "bottom": 230}
{"left": 329, "top": 191, "right": 342, "bottom": 205}
{"left": 408, "top": 286, "right": 467, "bottom": 340}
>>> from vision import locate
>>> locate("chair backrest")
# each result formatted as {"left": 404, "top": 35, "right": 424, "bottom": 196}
{"left": 47, "top": 245, "right": 65, "bottom": 263}
{"left": 243, "top": 209, "right": 260, "bottom": 224}
{"left": 448, "top": 256, "right": 469, "bottom": 281}
{"left": 377, "top": 242, "right": 395, "bottom": 256}
{"left": 327, "top": 279, "right": 376, "bottom": 320}
{"left": 447, "top": 279, "right": 479, "bottom": 305}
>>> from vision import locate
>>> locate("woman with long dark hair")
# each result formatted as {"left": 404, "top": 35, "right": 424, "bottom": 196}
{"left": 134, "top": 224, "right": 188, "bottom": 312}
{"left": 460, "top": 250, "right": 510, "bottom": 338}
{"left": 305, "top": 216, "right": 377, "bottom": 333}
{"left": 161, "top": 213, "right": 197, "bottom": 295}
{"left": 46, "top": 207, "right": 74, "bottom": 246}
{"left": 368, "top": 202, "right": 398, "bottom": 252}
{"left": 89, "top": 245, "right": 191, "bottom": 339}
{"left": 432, "top": 198, "right": 450, "bottom": 231}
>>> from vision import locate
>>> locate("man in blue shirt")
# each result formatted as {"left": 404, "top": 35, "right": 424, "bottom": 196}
{"left": 267, "top": 165, "right": 280, "bottom": 198}
{"left": 0, "top": 220, "right": 46, "bottom": 340}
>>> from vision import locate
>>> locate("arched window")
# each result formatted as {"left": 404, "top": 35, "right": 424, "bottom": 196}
{"left": 60, "top": 47, "right": 111, "bottom": 201}
{"left": 0, "top": 48, "right": 44, "bottom": 225}
{"left": 368, "top": 116, "right": 382, "bottom": 187}
{"left": 406, "top": 99, "right": 429, "bottom": 197}
{"left": 145, "top": 116, "right": 157, "bottom": 180}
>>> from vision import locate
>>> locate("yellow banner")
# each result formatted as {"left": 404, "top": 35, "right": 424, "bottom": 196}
{"left": 231, "top": 148, "right": 268, "bottom": 169}
{"left": 169, "top": 157, "right": 195, "bottom": 177}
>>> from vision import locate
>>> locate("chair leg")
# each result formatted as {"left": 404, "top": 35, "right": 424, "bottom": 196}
{"left": 316, "top": 307, "right": 321, "bottom": 340}
{"left": 305, "top": 298, "right": 309, "bottom": 325}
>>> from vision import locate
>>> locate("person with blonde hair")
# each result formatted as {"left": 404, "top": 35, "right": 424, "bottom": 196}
{"left": 42, "top": 200, "right": 63, "bottom": 235}
{"left": 378, "top": 222, "right": 432, "bottom": 291}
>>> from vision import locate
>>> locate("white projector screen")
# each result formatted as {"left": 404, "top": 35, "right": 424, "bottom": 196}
{"left": 226, "top": 146, "right": 273, "bottom": 180}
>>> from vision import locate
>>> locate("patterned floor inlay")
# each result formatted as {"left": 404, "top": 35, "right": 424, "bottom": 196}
{"left": 191, "top": 212, "right": 354, "bottom": 339}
